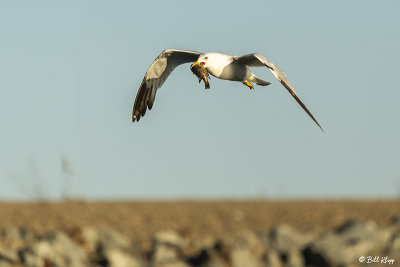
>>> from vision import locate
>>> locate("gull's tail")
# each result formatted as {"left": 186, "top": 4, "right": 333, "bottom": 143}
{"left": 253, "top": 76, "right": 271, "bottom": 86}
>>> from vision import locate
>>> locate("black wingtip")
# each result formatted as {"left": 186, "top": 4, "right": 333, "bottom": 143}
{"left": 132, "top": 79, "right": 148, "bottom": 124}
{"left": 281, "top": 81, "right": 324, "bottom": 132}
{"left": 316, "top": 121, "right": 324, "bottom": 132}
{"left": 132, "top": 115, "right": 138, "bottom": 124}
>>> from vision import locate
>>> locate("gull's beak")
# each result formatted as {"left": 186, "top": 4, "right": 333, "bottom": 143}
{"left": 191, "top": 61, "right": 199, "bottom": 68}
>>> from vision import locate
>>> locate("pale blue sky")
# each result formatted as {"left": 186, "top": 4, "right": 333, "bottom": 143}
{"left": 1, "top": 1, "right": 399, "bottom": 200}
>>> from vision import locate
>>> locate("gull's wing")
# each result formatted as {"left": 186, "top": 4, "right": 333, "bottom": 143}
{"left": 132, "top": 49, "right": 201, "bottom": 123}
{"left": 234, "top": 53, "right": 323, "bottom": 131}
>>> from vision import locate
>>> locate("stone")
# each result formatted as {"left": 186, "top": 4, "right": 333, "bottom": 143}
{"left": 154, "top": 244, "right": 180, "bottom": 263}
{"left": 79, "top": 227, "right": 99, "bottom": 253}
{"left": 0, "top": 246, "right": 19, "bottom": 263}
{"left": 0, "top": 261, "right": 12, "bottom": 267}
{"left": 263, "top": 250, "right": 283, "bottom": 267}
{"left": 0, "top": 218, "right": 397, "bottom": 267}
{"left": 155, "top": 262, "right": 190, "bottom": 267}
{"left": 268, "top": 224, "right": 307, "bottom": 252}
{"left": 1, "top": 227, "right": 33, "bottom": 249}
{"left": 267, "top": 224, "right": 308, "bottom": 267}
{"left": 151, "top": 231, "right": 187, "bottom": 263}
{"left": 231, "top": 248, "right": 263, "bottom": 267}
{"left": 233, "top": 231, "right": 265, "bottom": 259}
{"left": 18, "top": 247, "right": 43, "bottom": 267}
{"left": 97, "top": 228, "right": 132, "bottom": 252}
{"left": 1, "top": 227, "right": 24, "bottom": 240}
{"left": 387, "top": 233, "right": 400, "bottom": 258}
{"left": 185, "top": 248, "right": 210, "bottom": 266}
{"left": 154, "top": 231, "right": 186, "bottom": 248}
{"left": 105, "top": 248, "right": 141, "bottom": 267}
{"left": 34, "top": 231, "right": 87, "bottom": 267}
{"left": 302, "top": 220, "right": 392, "bottom": 267}
{"left": 83, "top": 228, "right": 140, "bottom": 267}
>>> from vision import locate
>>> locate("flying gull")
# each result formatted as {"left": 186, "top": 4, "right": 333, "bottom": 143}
{"left": 132, "top": 49, "right": 323, "bottom": 131}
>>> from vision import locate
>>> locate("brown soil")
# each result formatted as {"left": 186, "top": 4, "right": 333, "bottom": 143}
{"left": 0, "top": 199, "right": 399, "bottom": 241}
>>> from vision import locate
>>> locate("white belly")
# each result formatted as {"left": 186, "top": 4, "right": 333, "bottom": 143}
{"left": 214, "top": 63, "right": 251, "bottom": 81}
{"left": 204, "top": 53, "right": 251, "bottom": 81}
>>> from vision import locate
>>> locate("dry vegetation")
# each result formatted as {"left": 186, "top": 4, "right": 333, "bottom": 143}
{"left": 0, "top": 199, "right": 399, "bottom": 241}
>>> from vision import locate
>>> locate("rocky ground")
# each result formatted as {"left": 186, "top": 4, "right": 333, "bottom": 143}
{"left": 0, "top": 200, "right": 399, "bottom": 267}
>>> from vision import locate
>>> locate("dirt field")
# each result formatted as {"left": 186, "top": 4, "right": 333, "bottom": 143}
{"left": 0, "top": 199, "right": 399, "bottom": 241}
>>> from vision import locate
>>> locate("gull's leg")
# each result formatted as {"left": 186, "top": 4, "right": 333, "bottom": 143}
{"left": 242, "top": 80, "right": 254, "bottom": 90}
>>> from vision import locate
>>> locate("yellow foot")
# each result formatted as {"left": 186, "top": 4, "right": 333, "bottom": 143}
{"left": 242, "top": 80, "right": 254, "bottom": 90}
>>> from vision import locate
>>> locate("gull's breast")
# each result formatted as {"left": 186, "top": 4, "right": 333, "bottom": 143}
{"left": 204, "top": 53, "right": 251, "bottom": 81}
{"left": 208, "top": 62, "right": 249, "bottom": 81}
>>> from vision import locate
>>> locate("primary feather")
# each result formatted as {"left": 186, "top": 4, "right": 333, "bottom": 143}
{"left": 132, "top": 49, "right": 200, "bottom": 122}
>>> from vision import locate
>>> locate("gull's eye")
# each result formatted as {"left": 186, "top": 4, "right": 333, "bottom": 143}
{"left": 204, "top": 57, "right": 208, "bottom": 60}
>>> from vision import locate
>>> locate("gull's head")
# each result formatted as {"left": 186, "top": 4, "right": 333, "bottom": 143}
{"left": 191, "top": 56, "right": 209, "bottom": 68}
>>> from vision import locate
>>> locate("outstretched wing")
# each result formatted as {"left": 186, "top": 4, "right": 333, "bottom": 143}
{"left": 132, "top": 49, "right": 201, "bottom": 123}
{"left": 234, "top": 53, "right": 323, "bottom": 131}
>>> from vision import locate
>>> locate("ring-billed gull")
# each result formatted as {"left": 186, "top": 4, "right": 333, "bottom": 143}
{"left": 132, "top": 49, "right": 323, "bottom": 131}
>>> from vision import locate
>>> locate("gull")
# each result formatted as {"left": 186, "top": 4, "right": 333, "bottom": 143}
{"left": 132, "top": 49, "right": 323, "bottom": 131}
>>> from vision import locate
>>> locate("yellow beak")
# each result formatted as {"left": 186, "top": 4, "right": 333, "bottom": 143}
{"left": 191, "top": 61, "right": 199, "bottom": 68}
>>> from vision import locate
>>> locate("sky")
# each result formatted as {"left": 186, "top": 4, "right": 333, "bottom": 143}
{"left": 1, "top": 1, "right": 399, "bottom": 200}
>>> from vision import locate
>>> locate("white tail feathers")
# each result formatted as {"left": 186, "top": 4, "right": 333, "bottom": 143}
{"left": 253, "top": 76, "right": 271, "bottom": 86}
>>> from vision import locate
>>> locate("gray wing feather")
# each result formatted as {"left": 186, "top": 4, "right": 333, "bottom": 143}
{"left": 132, "top": 49, "right": 201, "bottom": 123}
{"left": 234, "top": 53, "right": 323, "bottom": 131}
